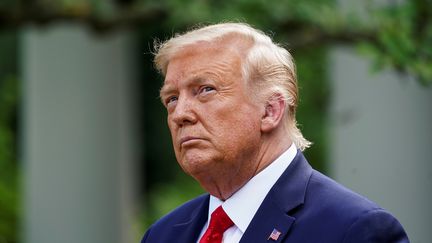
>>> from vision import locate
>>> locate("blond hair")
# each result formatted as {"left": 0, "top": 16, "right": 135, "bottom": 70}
{"left": 154, "top": 23, "right": 311, "bottom": 150}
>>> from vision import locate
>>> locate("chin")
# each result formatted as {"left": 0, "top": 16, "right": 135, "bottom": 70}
{"left": 179, "top": 153, "right": 215, "bottom": 176}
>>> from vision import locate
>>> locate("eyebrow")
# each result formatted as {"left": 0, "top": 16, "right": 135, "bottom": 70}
{"left": 159, "top": 77, "right": 212, "bottom": 98}
{"left": 159, "top": 84, "right": 175, "bottom": 99}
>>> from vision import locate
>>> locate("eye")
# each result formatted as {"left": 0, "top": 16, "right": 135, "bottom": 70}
{"left": 165, "top": 95, "right": 178, "bottom": 106}
{"left": 199, "top": 86, "right": 216, "bottom": 94}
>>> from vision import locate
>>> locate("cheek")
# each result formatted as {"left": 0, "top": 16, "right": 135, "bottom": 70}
{"left": 215, "top": 110, "right": 261, "bottom": 146}
{"left": 167, "top": 120, "right": 179, "bottom": 148}
{"left": 167, "top": 115, "right": 177, "bottom": 134}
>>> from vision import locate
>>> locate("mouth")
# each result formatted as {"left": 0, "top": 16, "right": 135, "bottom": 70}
{"left": 180, "top": 136, "right": 202, "bottom": 146}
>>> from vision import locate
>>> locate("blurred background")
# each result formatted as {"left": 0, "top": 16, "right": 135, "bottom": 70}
{"left": 0, "top": 0, "right": 431, "bottom": 242}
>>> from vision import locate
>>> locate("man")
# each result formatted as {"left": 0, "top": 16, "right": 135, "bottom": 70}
{"left": 142, "top": 23, "right": 408, "bottom": 243}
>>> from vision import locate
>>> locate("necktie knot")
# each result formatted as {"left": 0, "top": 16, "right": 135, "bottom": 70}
{"left": 199, "top": 206, "right": 234, "bottom": 243}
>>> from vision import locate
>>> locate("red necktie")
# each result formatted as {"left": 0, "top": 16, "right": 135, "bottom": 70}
{"left": 199, "top": 206, "right": 234, "bottom": 243}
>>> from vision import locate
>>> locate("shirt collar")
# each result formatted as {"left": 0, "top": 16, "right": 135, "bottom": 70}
{"left": 207, "top": 143, "right": 297, "bottom": 233}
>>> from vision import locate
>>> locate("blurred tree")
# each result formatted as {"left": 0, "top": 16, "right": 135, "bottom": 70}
{"left": 0, "top": 0, "right": 430, "bottom": 84}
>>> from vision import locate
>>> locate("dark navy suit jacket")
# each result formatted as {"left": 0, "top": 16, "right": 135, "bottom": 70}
{"left": 141, "top": 151, "right": 409, "bottom": 242}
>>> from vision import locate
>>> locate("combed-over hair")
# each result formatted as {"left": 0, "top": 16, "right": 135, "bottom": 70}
{"left": 154, "top": 22, "right": 311, "bottom": 150}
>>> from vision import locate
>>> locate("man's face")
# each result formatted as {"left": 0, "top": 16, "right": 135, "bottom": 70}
{"left": 160, "top": 40, "right": 264, "bottom": 192}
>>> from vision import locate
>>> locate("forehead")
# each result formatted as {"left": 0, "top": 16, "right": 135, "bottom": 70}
{"left": 161, "top": 36, "right": 252, "bottom": 91}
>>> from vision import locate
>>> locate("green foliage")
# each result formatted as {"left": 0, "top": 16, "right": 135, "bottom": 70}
{"left": 0, "top": 77, "right": 20, "bottom": 243}
{"left": 295, "top": 47, "right": 330, "bottom": 173}
{"left": 0, "top": 30, "right": 20, "bottom": 243}
{"left": 148, "top": 0, "right": 334, "bottom": 27}
{"left": 358, "top": 0, "right": 432, "bottom": 85}
{"left": 144, "top": 174, "right": 203, "bottom": 228}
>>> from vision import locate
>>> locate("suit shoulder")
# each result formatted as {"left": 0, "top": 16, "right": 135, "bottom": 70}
{"left": 342, "top": 208, "right": 409, "bottom": 242}
{"left": 295, "top": 170, "right": 408, "bottom": 241}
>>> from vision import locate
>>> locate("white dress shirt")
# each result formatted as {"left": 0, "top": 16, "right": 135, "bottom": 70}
{"left": 197, "top": 143, "right": 297, "bottom": 243}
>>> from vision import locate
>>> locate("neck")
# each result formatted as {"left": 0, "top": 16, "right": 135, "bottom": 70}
{"left": 252, "top": 131, "right": 293, "bottom": 179}
{"left": 200, "top": 131, "right": 292, "bottom": 201}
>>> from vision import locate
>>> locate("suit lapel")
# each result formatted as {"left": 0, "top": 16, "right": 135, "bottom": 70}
{"left": 239, "top": 199, "right": 295, "bottom": 243}
{"left": 166, "top": 195, "right": 210, "bottom": 243}
{"left": 240, "top": 151, "right": 313, "bottom": 242}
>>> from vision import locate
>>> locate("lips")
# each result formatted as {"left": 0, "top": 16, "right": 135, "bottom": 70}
{"left": 179, "top": 136, "right": 202, "bottom": 146}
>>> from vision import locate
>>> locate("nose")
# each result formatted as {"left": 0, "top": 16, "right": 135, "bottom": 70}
{"left": 170, "top": 96, "right": 197, "bottom": 127}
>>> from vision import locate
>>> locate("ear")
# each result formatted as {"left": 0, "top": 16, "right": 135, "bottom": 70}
{"left": 261, "top": 93, "right": 286, "bottom": 133}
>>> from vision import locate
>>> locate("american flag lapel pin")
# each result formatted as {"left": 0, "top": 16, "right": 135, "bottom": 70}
{"left": 268, "top": 228, "right": 282, "bottom": 241}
